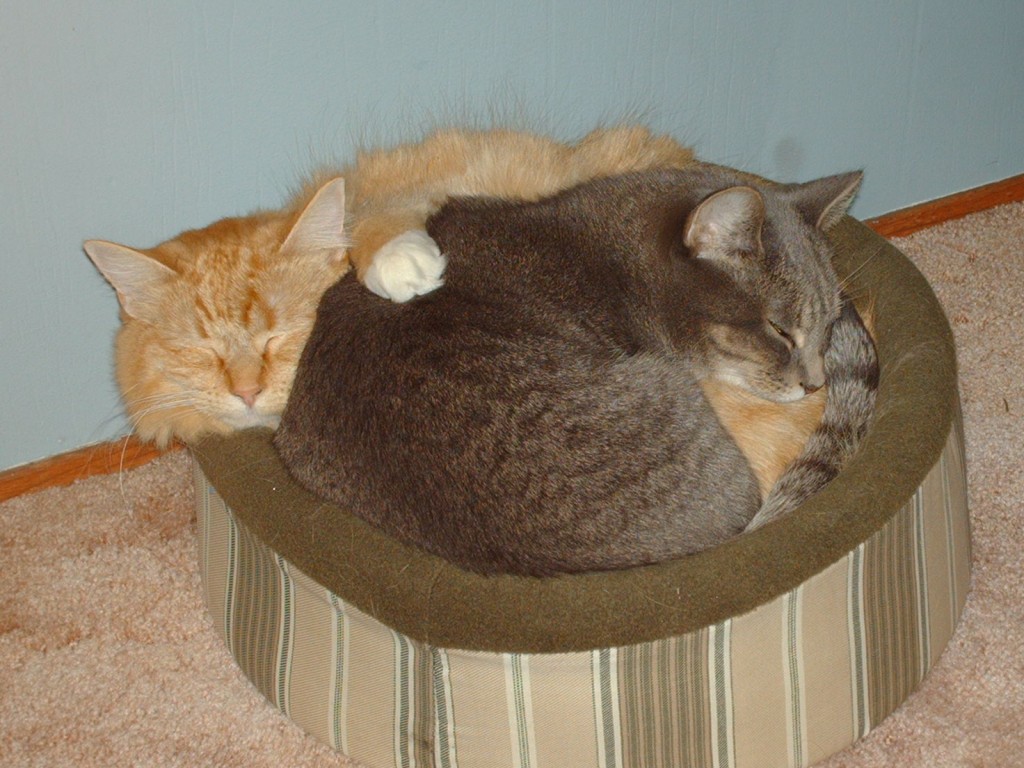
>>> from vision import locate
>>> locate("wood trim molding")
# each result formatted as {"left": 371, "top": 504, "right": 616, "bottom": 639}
{"left": 0, "top": 437, "right": 179, "bottom": 504}
{"left": 866, "top": 173, "right": 1024, "bottom": 238}
{"left": 3, "top": 172, "right": 1023, "bottom": 503}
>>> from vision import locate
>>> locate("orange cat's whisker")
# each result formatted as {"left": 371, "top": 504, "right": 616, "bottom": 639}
{"left": 124, "top": 395, "right": 195, "bottom": 413}
{"left": 117, "top": 433, "right": 135, "bottom": 515}
{"left": 124, "top": 397, "right": 197, "bottom": 429}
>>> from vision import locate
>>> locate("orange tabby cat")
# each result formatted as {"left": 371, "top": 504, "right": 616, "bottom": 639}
{"left": 83, "top": 180, "right": 350, "bottom": 448}
{"left": 84, "top": 124, "right": 824, "bottom": 493}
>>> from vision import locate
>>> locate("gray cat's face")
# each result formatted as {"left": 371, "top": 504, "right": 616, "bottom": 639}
{"left": 704, "top": 269, "right": 839, "bottom": 402}
{"left": 684, "top": 173, "right": 860, "bottom": 402}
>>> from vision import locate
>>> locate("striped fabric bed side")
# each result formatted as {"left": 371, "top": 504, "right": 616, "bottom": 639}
{"left": 193, "top": 407, "right": 969, "bottom": 768}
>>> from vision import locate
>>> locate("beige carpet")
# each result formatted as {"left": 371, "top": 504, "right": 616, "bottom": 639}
{"left": 3, "top": 204, "right": 1023, "bottom": 767}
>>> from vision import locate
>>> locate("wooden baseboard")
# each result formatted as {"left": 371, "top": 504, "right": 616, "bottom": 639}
{"left": 3, "top": 172, "right": 1022, "bottom": 503}
{"left": 0, "top": 437, "right": 179, "bottom": 504}
{"left": 866, "top": 173, "right": 1024, "bottom": 238}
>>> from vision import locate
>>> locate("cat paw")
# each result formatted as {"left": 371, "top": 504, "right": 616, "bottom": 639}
{"left": 363, "top": 230, "right": 447, "bottom": 303}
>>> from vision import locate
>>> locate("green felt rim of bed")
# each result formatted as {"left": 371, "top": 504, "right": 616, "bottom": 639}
{"left": 192, "top": 217, "right": 965, "bottom": 654}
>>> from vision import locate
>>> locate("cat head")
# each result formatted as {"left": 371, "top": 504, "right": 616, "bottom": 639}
{"left": 683, "top": 171, "right": 862, "bottom": 402}
{"left": 84, "top": 177, "right": 349, "bottom": 447}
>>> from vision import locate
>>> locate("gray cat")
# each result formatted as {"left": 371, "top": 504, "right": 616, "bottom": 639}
{"left": 275, "top": 165, "right": 877, "bottom": 576}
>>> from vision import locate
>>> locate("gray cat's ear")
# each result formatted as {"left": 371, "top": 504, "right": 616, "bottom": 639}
{"left": 684, "top": 186, "right": 765, "bottom": 257}
{"left": 83, "top": 240, "right": 177, "bottom": 321}
{"left": 786, "top": 171, "right": 863, "bottom": 231}
{"left": 281, "top": 176, "right": 349, "bottom": 262}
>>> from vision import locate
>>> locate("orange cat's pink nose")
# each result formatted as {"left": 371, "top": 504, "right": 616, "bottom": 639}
{"left": 232, "top": 385, "right": 263, "bottom": 408}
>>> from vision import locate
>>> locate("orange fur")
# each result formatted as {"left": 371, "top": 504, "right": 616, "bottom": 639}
{"left": 702, "top": 381, "right": 826, "bottom": 497}
{"left": 314, "top": 125, "right": 698, "bottom": 279}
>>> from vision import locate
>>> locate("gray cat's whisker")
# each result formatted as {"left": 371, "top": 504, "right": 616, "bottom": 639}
{"left": 837, "top": 248, "right": 883, "bottom": 292}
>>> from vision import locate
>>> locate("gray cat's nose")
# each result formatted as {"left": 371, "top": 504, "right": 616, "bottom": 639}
{"left": 800, "top": 355, "right": 826, "bottom": 395}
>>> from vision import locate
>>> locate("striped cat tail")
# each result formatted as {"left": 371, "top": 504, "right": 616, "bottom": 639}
{"left": 745, "top": 298, "right": 879, "bottom": 531}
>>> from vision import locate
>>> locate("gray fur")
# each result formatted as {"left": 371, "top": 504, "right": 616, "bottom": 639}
{"left": 276, "top": 165, "right": 875, "bottom": 576}
{"left": 745, "top": 298, "right": 878, "bottom": 530}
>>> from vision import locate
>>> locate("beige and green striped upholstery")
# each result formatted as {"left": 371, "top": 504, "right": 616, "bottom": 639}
{"left": 192, "top": 218, "right": 970, "bottom": 767}
{"left": 194, "top": 408, "right": 967, "bottom": 768}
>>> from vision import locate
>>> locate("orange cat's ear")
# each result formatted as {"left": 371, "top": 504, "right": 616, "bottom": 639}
{"left": 683, "top": 186, "right": 765, "bottom": 257}
{"left": 281, "top": 177, "right": 349, "bottom": 263}
{"left": 83, "top": 240, "right": 177, "bottom": 321}
{"left": 785, "top": 171, "right": 863, "bottom": 231}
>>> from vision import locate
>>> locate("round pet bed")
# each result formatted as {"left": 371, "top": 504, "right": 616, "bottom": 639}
{"left": 192, "top": 217, "right": 970, "bottom": 768}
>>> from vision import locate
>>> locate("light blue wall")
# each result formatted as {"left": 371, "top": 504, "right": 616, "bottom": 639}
{"left": 2, "top": 1, "right": 1022, "bottom": 470}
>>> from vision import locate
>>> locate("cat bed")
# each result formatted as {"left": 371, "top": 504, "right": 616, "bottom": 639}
{"left": 191, "top": 217, "right": 970, "bottom": 768}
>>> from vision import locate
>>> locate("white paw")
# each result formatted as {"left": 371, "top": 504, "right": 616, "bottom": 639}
{"left": 363, "top": 230, "right": 447, "bottom": 303}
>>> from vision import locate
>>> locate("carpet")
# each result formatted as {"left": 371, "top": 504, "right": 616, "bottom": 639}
{"left": 2, "top": 202, "right": 1022, "bottom": 767}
